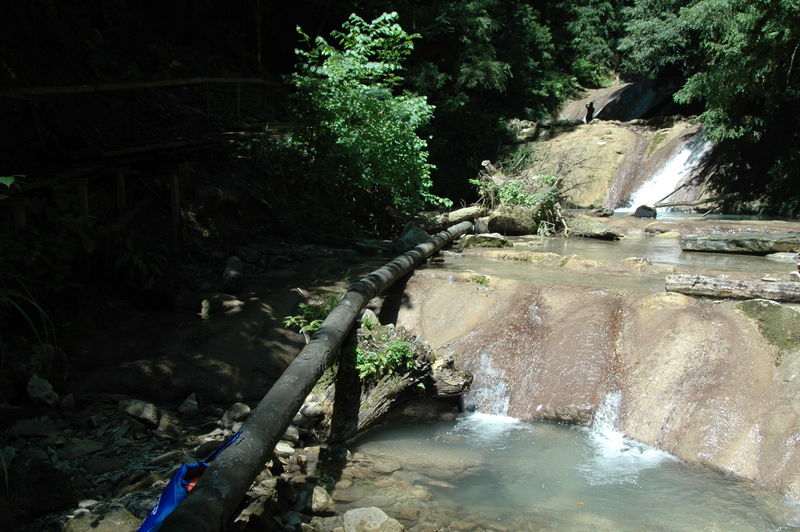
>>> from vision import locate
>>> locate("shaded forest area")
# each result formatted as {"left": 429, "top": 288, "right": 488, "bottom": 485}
{"left": 1, "top": 0, "right": 798, "bottom": 400}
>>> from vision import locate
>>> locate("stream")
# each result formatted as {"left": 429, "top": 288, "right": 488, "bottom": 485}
{"left": 350, "top": 402, "right": 799, "bottom": 531}
{"left": 338, "top": 234, "right": 800, "bottom": 531}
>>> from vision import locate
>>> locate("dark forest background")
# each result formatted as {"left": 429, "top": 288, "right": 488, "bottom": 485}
{"left": 0, "top": 0, "right": 798, "bottom": 347}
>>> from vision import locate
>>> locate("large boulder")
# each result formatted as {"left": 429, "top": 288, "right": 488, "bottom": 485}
{"left": 343, "top": 507, "right": 404, "bottom": 532}
{"left": 487, "top": 206, "right": 541, "bottom": 235}
{"left": 568, "top": 215, "right": 621, "bottom": 240}
{"left": 681, "top": 232, "right": 800, "bottom": 255}
{"left": 633, "top": 205, "right": 657, "bottom": 219}
{"left": 392, "top": 223, "right": 432, "bottom": 254}
{"left": 461, "top": 233, "right": 511, "bottom": 248}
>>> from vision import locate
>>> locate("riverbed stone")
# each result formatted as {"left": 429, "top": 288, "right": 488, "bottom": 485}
{"left": 311, "top": 485, "right": 336, "bottom": 515}
{"left": 222, "top": 402, "right": 251, "bottom": 425}
{"left": 393, "top": 223, "right": 432, "bottom": 253}
{"left": 343, "top": 507, "right": 404, "bottom": 532}
{"left": 766, "top": 252, "right": 799, "bottom": 263}
{"left": 59, "top": 439, "right": 105, "bottom": 460}
{"left": 26, "top": 374, "right": 59, "bottom": 406}
{"left": 177, "top": 392, "right": 198, "bottom": 415}
{"left": 487, "top": 206, "right": 539, "bottom": 235}
{"left": 568, "top": 215, "right": 621, "bottom": 240}
{"left": 64, "top": 506, "right": 139, "bottom": 532}
{"left": 372, "top": 460, "right": 402, "bottom": 474}
{"left": 119, "top": 399, "right": 159, "bottom": 428}
{"left": 633, "top": 205, "right": 657, "bottom": 218}
{"left": 681, "top": 232, "right": 800, "bottom": 255}
{"left": 461, "top": 233, "right": 511, "bottom": 248}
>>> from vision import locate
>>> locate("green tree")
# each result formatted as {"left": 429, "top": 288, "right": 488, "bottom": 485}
{"left": 288, "top": 12, "right": 448, "bottom": 230}
{"left": 620, "top": 0, "right": 800, "bottom": 214}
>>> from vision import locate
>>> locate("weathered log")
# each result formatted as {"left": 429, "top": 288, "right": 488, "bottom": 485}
{"left": 159, "top": 220, "right": 473, "bottom": 532}
{"left": 665, "top": 274, "right": 800, "bottom": 303}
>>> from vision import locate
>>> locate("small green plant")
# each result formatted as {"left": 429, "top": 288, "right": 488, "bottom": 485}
{"left": 471, "top": 274, "right": 489, "bottom": 286}
{"left": 0, "top": 175, "right": 22, "bottom": 200}
{"left": 283, "top": 294, "right": 340, "bottom": 340}
{"left": 355, "top": 340, "right": 416, "bottom": 380}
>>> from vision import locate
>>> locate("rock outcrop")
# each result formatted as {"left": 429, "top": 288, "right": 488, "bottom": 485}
{"left": 681, "top": 232, "right": 800, "bottom": 254}
{"left": 395, "top": 267, "right": 800, "bottom": 499}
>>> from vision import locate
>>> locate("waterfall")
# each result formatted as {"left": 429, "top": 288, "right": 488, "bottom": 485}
{"left": 579, "top": 392, "right": 673, "bottom": 485}
{"left": 463, "top": 352, "right": 511, "bottom": 416}
{"left": 625, "top": 135, "right": 713, "bottom": 211}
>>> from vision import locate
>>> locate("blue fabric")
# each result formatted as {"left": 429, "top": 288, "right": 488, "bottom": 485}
{"left": 138, "top": 430, "right": 243, "bottom": 532}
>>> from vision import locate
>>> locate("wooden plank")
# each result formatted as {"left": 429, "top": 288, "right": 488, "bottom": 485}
{"left": 666, "top": 274, "right": 800, "bottom": 303}
{"left": 0, "top": 77, "right": 279, "bottom": 100}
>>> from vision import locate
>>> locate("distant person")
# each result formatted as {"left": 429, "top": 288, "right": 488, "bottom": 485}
{"left": 585, "top": 101, "right": 595, "bottom": 123}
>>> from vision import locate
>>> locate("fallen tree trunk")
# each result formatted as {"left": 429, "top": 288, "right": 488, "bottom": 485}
{"left": 665, "top": 274, "right": 800, "bottom": 303}
{"left": 654, "top": 195, "right": 725, "bottom": 208}
{"left": 160, "top": 220, "right": 473, "bottom": 532}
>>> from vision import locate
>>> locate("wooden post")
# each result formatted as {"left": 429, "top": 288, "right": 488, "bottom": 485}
{"left": 77, "top": 178, "right": 89, "bottom": 216}
{"left": 160, "top": 221, "right": 474, "bottom": 532}
{"left": 116, "top": 172, "right": 126, "bottom": 213}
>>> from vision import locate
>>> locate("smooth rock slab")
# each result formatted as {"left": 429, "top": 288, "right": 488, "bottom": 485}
{"left": 343, "top": 507, "right": 404, "bottom": 532}
{"left": 681, "top": 232, "right": 800, "bottom": 255}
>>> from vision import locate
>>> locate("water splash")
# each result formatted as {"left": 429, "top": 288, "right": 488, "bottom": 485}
{"left": 464, "top": 352, "right": 511, "bottom": 415}
{"left": 580, "top": 392, "right": 673, "bottom": 485}
{"left": 626, "top": 136, "right": 713, "bottom": 210}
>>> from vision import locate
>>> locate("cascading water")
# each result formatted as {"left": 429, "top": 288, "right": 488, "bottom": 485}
{"left": 579, "top": 392, "right": 673, "bottom": 485}
{"left": 624, "top": 134, "right": 713, "bottom": 211}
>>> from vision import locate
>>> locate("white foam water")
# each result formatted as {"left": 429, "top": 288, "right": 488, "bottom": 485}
{"left": 579, "top": 391, "right": 673, "bottom": 485}
{"left": 626, "top": 136, "right": 713, "bottom": 210}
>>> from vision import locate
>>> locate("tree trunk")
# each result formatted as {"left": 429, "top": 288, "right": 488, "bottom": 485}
{"left": 665, "top": 274, "right": 800, "bottom": 303}
{"left": 160, "top": 221, "right": 473, "bottom": 532}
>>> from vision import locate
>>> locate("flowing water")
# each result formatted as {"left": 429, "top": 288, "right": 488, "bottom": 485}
{"left": 341, "top": 236, "right": 800, "bottom": 530}
{"left": 622, "top": 135, "right": 713, "bottom": 212}
{"left": 351, "top": 398, "right": 800, "bottom": 531}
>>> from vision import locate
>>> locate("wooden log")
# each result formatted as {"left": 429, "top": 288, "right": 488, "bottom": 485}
{"left": 665, "top": 274, "right": 800, "bottom": 303}
{"left": 159, "top": 221, "right": 473, "bottom": 532}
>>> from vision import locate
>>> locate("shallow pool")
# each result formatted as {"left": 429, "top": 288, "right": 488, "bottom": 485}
{"left": 347, "top": 398, "right": 800, "bottom": 532}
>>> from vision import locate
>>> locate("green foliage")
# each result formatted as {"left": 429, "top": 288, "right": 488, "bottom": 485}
{"left": 547, "top": 1, "right": 627, "bottom": 87}
{"left": 0, "top": 278, "right": 55, "bottom": 349}
{"left": 355, "top": 340, "right": 415, "bottom": 380}
{"left": 283, "top": 295, "right": 340, "bottom": 336}
{"left": 0, "top": 175, "right": 21, "bottom": 200}
{"left": 620, "top": 0, "right": 800, "bottom": 213}
{"left": 285, "top": 12, "right": 449, "bottom": 229}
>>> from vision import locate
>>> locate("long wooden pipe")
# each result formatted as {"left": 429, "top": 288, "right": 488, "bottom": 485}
{"left": 160, "top": 220, "right": 473, "bottom": 531}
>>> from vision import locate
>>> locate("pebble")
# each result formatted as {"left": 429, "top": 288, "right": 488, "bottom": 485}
{"left": 59, "top": 438, "right": 105, "bottom": 460}
{"left": 177, "top": 393, "right": 198, "bottom": 415}
{"left": 275, "top": 441, "right": 295, "bottom": 457}
{"left": 146, "top": 449, "right": 183, "bottom": 466}
{"left": 119, "top": 399, "right": 159, "bottom": 427}
{"left": 222, "top": 402, "right": 251, "bottom": 425}
{"left": 27, "top": 374, "right": 59, "bottom": 406}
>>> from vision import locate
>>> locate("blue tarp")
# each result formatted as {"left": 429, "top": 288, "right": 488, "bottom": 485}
{"left": 138, "top": 430, "right": 243, "bottom": 532}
